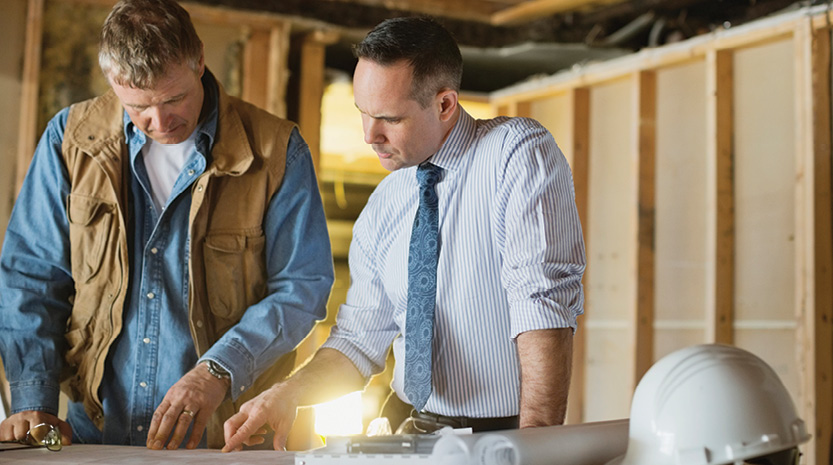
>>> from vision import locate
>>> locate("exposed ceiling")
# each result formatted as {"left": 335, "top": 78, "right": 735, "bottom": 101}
{"left": 196, "top": 0, "right": 806, "bottom": 91}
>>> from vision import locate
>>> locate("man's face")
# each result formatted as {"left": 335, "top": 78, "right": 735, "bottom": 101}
{"left": 109, "top": 60, "right": 205, "bottom": 145}
{"left": 353, "top": 59, "right": 450, "bottom": 171}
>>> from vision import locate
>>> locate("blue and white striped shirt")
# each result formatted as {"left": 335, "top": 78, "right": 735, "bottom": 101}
{"left": 323, "top": 108, "right": 585, "bottom": 418}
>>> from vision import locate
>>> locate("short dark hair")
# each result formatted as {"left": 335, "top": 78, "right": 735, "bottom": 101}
{"left": 353, "top": 17, "right": 463, "bottom": 107}
{"left": 99, "top": 0, "right": 202, "bottom": 88}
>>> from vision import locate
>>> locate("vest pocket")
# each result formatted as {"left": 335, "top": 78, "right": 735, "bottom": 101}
{"left": 203, "top": 232, "right": 267, "bottom": 321}
{"left": 66, "top": 193, "right": 115, "bottom": 283}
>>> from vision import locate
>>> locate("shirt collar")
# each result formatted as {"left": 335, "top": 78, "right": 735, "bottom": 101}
{"left": 424, "top": 106, "right": 475, "bottom": 173}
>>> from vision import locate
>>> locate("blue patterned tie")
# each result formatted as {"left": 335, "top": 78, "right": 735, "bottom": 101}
{"left": 404, "top": 162, "right": 442, "bottom": 412}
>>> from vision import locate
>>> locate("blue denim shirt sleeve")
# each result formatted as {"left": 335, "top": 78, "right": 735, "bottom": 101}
{"left": 199, "top": 129, "right": 334, "bottom": 399}
{"left": 0, "top": 109, "right": 74, "bottom": 416}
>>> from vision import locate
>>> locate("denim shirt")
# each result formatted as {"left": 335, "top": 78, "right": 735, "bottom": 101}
{"left": 0, "top": 72, "right": 334, "bottom": 445}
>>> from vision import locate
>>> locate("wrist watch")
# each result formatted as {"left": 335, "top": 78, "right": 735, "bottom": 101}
{"left": 204, "top": 360, "right": 231, "bottom": 380}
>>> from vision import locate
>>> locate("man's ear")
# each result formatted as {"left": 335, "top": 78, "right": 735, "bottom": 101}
{"left": 437, "top": 89, "right": 458, "bottom": 122}
{"left": 197, "top": 43, "right": 206, "bottom": 78}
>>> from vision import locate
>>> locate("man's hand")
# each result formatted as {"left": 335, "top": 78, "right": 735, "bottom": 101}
{"left": 221, "top": 382, "right": 298, "bottom": 452}
{"left": 146, "top": 363, "right": 229, "bottom": 450}
{"left": 0, "top": 411, "right": 73, "bottom": 445}
{"left": 222, "top": 348, "right": 366, "bottom": 453}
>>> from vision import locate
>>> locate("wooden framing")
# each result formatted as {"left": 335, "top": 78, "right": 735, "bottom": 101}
{"left": 493, "top": 6, "right": 833, "bottom": 462}
{"left": 797, "top": 17, "right": 833, "bottom": 465}
{"left": 808, "top": 23, "right": 833, "bottom": 465}
{"left": 242, "top": 23, "right": 291, "bottom": 118}
{"left": 634, "top": 70, "right": 656, "bottom": 381}
{"left": 298, "top": 29, "right": 340, "bottom": 174}
{"left": 15, "top": 0, "right": 44, "bottom": 195}
{"left": 242, "top": 28, "right": 271, "bottom": 111}
{"left": 705, "top": 49, "right": 735, "bottom": 344}
{"left": 491, "top": 6, "right": 833, "bottom": 106}
{"left": 490, "top": 0, "right": 622, "bottom": 26}
{"left": 329, "top": 0, "right": 497, "bottom": 23}
{"left": 566, "top": 87, "right": 590, "bottom": 425}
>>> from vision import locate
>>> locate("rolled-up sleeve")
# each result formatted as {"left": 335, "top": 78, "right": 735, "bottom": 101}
{"left": 320, "top": 194, "right": 400, "bottom": 379}
{"left": 495, "top": 123, "right": 586, "bottom": 338}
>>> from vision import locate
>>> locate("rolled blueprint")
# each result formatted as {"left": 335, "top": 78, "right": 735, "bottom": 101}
{"left": 432, "top": 418, "right": 629, "bottom": 465}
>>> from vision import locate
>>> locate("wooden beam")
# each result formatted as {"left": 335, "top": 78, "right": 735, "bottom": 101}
{"left": 242, "top": 27, "right": 271, "bottom": 111}
{"left": 566, "top": 86, "right": 589, "bottom": 425}
{"left": 328, "top": 0, "right": 497, "bottom": 23}
{"left": 634, "top": 70, "right": 656, "bottom": 382}
{"left": 491, "top": 5, "right": 833, "bottom": 107}
{"left": 182, "top": 1, "right": 287, "bottom": 29}
{"left": 808, "top": 24, "right": 833, "bottom": 465}
{"left": 796, "top": 18, "right": 833, "bottom": 465}
{"left": 491, "top": 0, "right": 621, "bottom": 26}
{"left": 15, "top": 0, "right": 44, "bottom": 196}
{"left": 498, "top": 100, "right": 522, "bottom": 117}
{"left": 266, "top": 24, "right": 291, "bottom": 118}
{"left": 515, "top": 100, "right": 532, "bottom": 118}
{"left": 61, "top": 0, "right": 291, "bottom": 29}
{"left": 704, "top": 49, "right": 734, "bottom": 344}
{"left": 241, "top": 22, "right": 290, "bottom": 117}
{"left": 298, "top": 29, "right": 340, "bottom": 174}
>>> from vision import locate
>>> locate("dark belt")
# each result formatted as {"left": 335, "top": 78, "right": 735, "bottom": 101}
{"left": 411, "top": 409, "right": 519, "bottom": 432}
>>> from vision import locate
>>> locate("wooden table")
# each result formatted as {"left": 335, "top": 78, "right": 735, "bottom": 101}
{"left": 0, "top": 444, "right": 295, "bottom": 464}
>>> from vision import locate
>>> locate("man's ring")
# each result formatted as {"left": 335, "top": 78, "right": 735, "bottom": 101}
{"left": 182, "top": 409, "right": 195, "bottom": 418}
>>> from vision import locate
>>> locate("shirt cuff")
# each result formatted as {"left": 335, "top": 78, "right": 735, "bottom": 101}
{"left": 319, "top": 338, "right": 378, "bottom": 380}
{"left": 9, "top": 379, "right": 61, "bottom": 416}
{"left": 509, "top": 299, "right": 579, "bottom": 338}
{"left": 199, "top": 339, "right": 253, "bottom": 401}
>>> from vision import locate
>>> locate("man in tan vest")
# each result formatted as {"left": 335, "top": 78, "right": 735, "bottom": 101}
{"left": 0, "top": 0, "right": 333, "bottom": 450}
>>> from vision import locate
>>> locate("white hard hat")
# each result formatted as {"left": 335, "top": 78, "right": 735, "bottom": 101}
{"left": 607, "top": 344, "right": 810, "bottom": 465}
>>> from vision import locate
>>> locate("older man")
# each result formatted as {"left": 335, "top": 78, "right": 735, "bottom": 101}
{"left": 0, "top": 0, "right": 333, "bottom": 450}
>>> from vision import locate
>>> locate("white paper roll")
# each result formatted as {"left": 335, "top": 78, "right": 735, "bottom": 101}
{"left": 432, "top": 419, "right": 629, "bottom": 465}
{"left": 432, "top": 433, "right": 481, "bottom": 465}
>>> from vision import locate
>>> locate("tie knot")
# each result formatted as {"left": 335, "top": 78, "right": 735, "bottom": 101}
{"left": 416, "top": 163, "right": 442, "bottom": 189}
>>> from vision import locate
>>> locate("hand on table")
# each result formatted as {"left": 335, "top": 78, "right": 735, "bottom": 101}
{"left": 221, "top": 383, "right": 298, "bottom": 452}
{"left": 0, "top": 411, "right": 73, "bottom": 445}
{"left": 146, "top": 363, "right": 228, "bottom": 450}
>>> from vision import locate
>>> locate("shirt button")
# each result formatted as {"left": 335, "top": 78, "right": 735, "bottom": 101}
{"left": 197, "top": 185, "right": 204, "bottom": 192}
{"left": 188, "top": 169, "right": 195, "bottom": 176}
{"left": 137, "top": 425, "right": 144, "bottom": 432}
{"left": 196, "top": 320, "right": 204, "bottom": 328}
{"left": 143, "top": 337, "right": 151, "bottom": 344}
{"left": 240, "top": 386, "right": 245, "bottom": 392}
{"left": 147, "top": 292, "right": 155, "bottom": 299}
{"left": 140, "top": 381, "right": 147, "bottom": 388}
{"left": 150, "top": 247, "right": 158, "bottom": 254}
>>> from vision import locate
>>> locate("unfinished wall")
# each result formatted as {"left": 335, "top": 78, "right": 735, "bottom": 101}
{"left": 492, "top": 6, "right": 832, "bottom": 464}
{"left": 529, "top": 93, "right": 573, "bottom": 166}
{"left": 733, "top": 38, "right": 800, "bottom": 399}
{"left": 654, "top": 60, "right": 709, "bottom": 357}
{"left": 584, "top": 77, "right": 638, "bottom": 421}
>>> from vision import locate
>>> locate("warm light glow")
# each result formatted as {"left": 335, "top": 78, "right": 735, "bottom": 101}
{"left": 313, "top": 391, "right": 364, "bottom": 437}
{"left": 320, "top": 78, "right": 497, "bottom": 176}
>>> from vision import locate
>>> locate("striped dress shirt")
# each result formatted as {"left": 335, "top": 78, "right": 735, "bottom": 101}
{"left": 323, "top": 107, "right": 586, "bottom": 418}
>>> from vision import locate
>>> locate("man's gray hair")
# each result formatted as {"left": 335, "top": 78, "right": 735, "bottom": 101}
{"left": 99, "top": 0, "right": 202, "bottom": 88}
